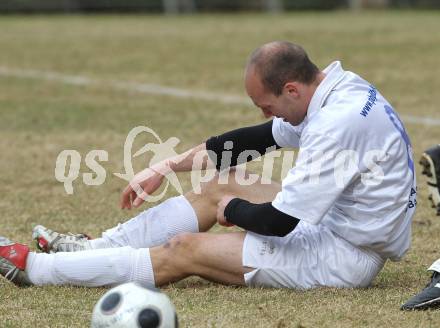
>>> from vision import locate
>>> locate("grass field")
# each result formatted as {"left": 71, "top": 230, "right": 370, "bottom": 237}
{"left": 1, "top": 10, "right": 440, "bottom": 327}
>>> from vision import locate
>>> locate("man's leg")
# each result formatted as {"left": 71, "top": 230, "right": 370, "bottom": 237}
{"left": 34, "top": 169, "right": 280, "bottom": 252}
{"left": 3, "top": 170, "right": 279, "bottom": 287}
{"left": 1, "top": 231, "right": 249, "bottom": 287}
{"left": 33, "top": 195, "right": 200, "bottom": 252}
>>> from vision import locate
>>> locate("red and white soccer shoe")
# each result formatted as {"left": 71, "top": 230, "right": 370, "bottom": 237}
{"left": 32, "top": 225, "right": 92, "bottom": 253}
{"left": 0, "top": 236, "right": 31, "bottom": 286}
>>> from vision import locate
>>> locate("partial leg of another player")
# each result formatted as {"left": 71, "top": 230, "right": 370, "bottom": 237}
{"left": 419, "top": 144, "right": 440, "bottom": 215}
{"left": 401, "top": 259, "right": 440, "bottom": 310}
{"left": 401, "top": 145, "right": 440, "bottom": 310}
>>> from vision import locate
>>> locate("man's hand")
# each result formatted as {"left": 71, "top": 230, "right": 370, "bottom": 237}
{"left": 216, "top": 195, "right": 237, "bottom": 227}
{"left": 120, "top": 143, "right": 211, "bottom": 210}
{"left": 120, "top": 166, "right": 167, "bottom": 209}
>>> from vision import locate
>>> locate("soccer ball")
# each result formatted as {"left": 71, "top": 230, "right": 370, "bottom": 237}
{"left": 91, "top": 282, "right": 178, "bottom": 328}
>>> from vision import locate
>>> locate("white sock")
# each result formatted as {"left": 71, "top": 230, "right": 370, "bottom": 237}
{"left": 91, "top": 195, "right": 199, "bottom": 249}
{"left": 25, "top": 247, "right": 155, "bottom": 288}
{"left": 26, "top": 252, "right": 55, "bottom": 285}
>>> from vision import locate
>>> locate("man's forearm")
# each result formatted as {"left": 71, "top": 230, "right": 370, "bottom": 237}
{"left": 151, "top": 143, "right": 215, "bottom": 175}
{"left": 224, "top": 199, "right": 299, "bottom": 237}
{"left": 151, "top": 120, "right": 280, "bottom": 176}
{"left": 206, "top": 120, "right": 280, "bottom": 171}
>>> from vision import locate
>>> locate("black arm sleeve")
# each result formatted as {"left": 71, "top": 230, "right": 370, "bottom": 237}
{"left": 206, "top": 120, "right": 281, "bottom": 171}
{"left": 224, "top": 198, "right": 299, "bottom": 237}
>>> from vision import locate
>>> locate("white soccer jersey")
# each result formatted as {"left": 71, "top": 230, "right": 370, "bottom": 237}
{"left": 271, "top": 61, "right": 416, "bottom": 261}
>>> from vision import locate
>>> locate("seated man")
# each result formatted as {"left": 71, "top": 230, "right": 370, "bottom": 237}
{"left": 1, "top": 41, "right": 416, "bottom": 290}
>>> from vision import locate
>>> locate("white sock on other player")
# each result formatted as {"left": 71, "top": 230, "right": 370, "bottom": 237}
{"left": 89, "top": 195, "right": 199, "bottom": 250}
{"left": 25, "top": 247, "right": 154, "bottom": 287}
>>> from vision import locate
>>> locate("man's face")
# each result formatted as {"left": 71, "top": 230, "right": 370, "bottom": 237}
{"left": 245, "top": 69, "right": 308, "bottom": 126}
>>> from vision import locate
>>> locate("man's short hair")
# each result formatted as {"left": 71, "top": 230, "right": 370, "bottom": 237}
{"left": 248, "top": 41, "right": 320, "bottom": 96}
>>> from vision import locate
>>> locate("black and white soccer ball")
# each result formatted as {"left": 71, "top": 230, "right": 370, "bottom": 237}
{"left": 91, "top": 282, "right": 178, "bottom": 328}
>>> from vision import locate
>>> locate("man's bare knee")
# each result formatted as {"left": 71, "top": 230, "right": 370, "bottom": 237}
{"left": 163, "top": 232, "right": 199, "bottom": 260}
{"left": 151, "top": 232, "right": 200, "bottom": 285}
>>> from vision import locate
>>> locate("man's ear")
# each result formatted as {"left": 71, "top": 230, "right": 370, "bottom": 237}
{"left": 284, "top": 82, "right": 300, "bottom": 98}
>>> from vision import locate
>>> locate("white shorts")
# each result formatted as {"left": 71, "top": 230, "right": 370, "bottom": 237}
{"left": 242, "top": 221, "right": 385, "bottom": 289}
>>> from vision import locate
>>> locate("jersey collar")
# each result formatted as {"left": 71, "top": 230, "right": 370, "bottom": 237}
{"left": 306, "top": 61, "right": 346, "bottom": 121}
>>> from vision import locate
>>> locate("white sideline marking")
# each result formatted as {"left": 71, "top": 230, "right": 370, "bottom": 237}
{"left": 1, "top": 66, "right": 439, "bottom": 127}
{"left": 0, "top": 66, "right": 251, "bottom": 105}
